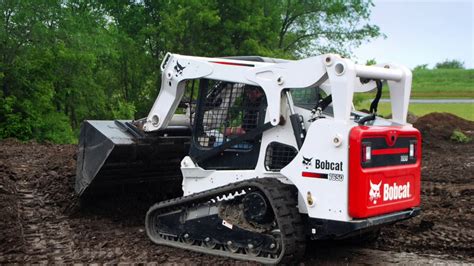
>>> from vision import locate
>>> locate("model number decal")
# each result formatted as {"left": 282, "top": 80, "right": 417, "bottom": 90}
{"left": 302, "top": 172, "right": 344, "bottom": 182}
{"left": 328, "top": 173, "right": 344, "bottom": 182}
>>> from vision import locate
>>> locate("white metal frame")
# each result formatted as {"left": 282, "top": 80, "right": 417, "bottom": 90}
{"left": 144, "top": 53, "right": 411, "bottom": 131}
{"left": 144, "top": 53, "right": 413, "bottom": 222}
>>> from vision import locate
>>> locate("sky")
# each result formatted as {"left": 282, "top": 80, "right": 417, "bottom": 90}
{"left": 353, "top": 0, "right": 474, "bottom": 69}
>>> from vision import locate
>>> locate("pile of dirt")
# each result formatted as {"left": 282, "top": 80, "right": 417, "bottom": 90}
{"left": 2, "top": 139, "right": 77, "bottom": 210}
{"left": 414, "top": 112, "right": 474, "bottom": 144}
{"left": 35, "top": 146, "right": 77, "bottom": 212}
{"left": 0, "top": 159, "right": 23, "bottom": 254}
{"left": 0, "top": 139, "right": 78, "bottom": 260}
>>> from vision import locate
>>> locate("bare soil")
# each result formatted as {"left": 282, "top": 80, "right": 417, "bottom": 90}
{"left": 0, "top": 112, "right": 473, "bottom": 264}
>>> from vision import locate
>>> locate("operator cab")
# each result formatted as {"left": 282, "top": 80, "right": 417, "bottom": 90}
{"left": 189, "top": 79, "right": 268, "bottom": 170}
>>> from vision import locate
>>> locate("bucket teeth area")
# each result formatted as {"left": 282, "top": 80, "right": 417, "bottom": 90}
{"left": 75, "top": 120, "right": 191, "bottom": 197}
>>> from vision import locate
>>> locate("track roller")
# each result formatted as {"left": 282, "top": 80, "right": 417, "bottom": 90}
{"left": 145, "top": 178, "right": 306, "bottom": 264}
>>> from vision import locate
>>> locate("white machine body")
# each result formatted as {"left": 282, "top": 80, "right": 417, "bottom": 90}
{"left": 144, "top": 53, "right": 415, "bottom": 223}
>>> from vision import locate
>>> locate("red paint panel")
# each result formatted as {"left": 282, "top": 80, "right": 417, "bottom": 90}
{"left": 210, "top": 61, "right": 254, "bottom": 67}
{"left": 349, "top": 126, "right": 421, "bottom": 218}
{"left": 302, "top": 172, "right": 321, "bottom": 178}
{"left": 372, "top": 147, "right": 409, "bottom": 155}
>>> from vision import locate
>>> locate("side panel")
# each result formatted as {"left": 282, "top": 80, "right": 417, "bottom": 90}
{"left": 281, "top": 119, "right": 352, "bottom": 222}
{"left": 348, "top": 126, "right": 421, "bottom": 218}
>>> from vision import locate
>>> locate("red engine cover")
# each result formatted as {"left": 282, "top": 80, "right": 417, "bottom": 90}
{"left": 349, "top": 125, "right": 421, "bottom": 218}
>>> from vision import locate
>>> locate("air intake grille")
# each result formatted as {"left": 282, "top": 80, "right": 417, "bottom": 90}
{"left": 265, "top": 142, "right": 298, "bottom": 171}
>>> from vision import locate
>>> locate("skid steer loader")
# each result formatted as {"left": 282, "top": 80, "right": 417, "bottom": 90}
{"left": 76, "top": 53, "right": 421, "bottom": 263}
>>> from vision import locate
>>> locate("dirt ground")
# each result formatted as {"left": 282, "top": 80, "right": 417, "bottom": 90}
{"left": 0, "top": 112, "right": 473, "bottom": 264}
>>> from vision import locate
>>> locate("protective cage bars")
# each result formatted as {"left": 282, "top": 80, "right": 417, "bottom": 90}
{"left": 193, "top": 79, "right": 267, "bottom": 150}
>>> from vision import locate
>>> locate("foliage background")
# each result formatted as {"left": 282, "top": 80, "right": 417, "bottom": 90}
{"left": 0, "top": 0, "right": 381, "bottom": 143}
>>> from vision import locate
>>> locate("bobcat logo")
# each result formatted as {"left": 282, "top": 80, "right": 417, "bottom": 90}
{"left": 369, "top": 180, "right": 382, "bottom": 204}
{"left": 174, "top": 61, "right": 186, "bottom": 76}
{"left": 302, "top": 156, "right": 312, "bottom": 166}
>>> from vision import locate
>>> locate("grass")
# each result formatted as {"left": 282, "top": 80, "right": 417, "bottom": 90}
{"left": 358, "top": 102, "right": 474, "bottom": 121}
{"left": 358, "top": 69, "right": 474, "bottom": 100}
{"left": 411, "top": 69, "right": 474, "bottom": 98}
{"left": 450, "top": 130, "right": 472, "bottom": 143}
{"left": 354, "top": 68, "right": 474, "bottom": 121}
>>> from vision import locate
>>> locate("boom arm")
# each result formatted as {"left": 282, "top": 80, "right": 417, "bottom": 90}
{"left": 143, "top": 53, "right": 412, "bottom": 132}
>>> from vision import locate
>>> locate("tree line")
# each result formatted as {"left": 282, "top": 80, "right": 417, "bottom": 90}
{"left": 414, "top": 59, "right": 466, "bottom": 71}
{"left": 0, "top": 0, "right": 380, "bottom": 143}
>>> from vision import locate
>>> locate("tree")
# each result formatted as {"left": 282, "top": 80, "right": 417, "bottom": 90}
{"left": 366, "top": 59, "right": 377, "bottom": 65}
{"left": 140, "top": 0, "right": 381, "bottom": 58}
{"left": 435, "top": 59, "right": 464, "bottom": 69}
{"left": 0, "top": 0, "right": 382, "bottom": 143}
{"left": 275, "top": 0, "right": 382, "bottom": 57}
{"left": 413, "top": 64, "right": 429, "bottom": 71}
{"left": 0, "top": 1, "right": 74, "bottom": 143}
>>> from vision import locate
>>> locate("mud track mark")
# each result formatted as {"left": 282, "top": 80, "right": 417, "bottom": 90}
{"left": 15, "top": 180, "right": 75, "bottom": 263}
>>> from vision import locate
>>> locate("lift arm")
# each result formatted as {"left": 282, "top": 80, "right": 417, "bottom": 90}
{"left": 143, "top": 53, "right": 412, "bottom": 132}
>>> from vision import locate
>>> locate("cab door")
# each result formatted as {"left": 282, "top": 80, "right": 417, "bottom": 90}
{"left": 189, "top": 79, "right": 267, "bottom": 170}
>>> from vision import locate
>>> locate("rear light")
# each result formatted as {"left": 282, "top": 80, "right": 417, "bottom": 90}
{"left": 409, "top": 141, "right": 417, "bottom": 158}
{"left": 361, "top": 143, "right": 371, "bottom": 162}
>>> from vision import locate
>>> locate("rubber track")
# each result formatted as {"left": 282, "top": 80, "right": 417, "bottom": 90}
{"left": 145, "top": 178, "right": 306, "bottom": 264}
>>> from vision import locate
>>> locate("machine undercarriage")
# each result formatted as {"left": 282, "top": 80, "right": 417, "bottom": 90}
{"left": 146, "top": 178, "right": 305, "bottom": 264}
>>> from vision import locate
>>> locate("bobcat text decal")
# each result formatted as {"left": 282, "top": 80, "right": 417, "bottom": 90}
{"left": 384, "top": 182, "right": 411, "bottom": 201}
{"left": 314, "top": 159, "right": 343, "bottom": 171}
{"left": 369, "top": 180, "right": 411, "bottom": 204}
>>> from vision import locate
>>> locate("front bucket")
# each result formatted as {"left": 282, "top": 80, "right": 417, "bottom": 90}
{"left": 75, "top": 118, "right": 191, "bottom": 197}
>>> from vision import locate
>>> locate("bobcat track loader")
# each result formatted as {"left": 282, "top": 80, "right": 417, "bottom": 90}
{"left": 76, "top": 53, "right": 421, "bottom": 264}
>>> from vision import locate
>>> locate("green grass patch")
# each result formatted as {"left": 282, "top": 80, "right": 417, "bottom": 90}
{"left": 450, "top": 130, "right": 472, "bottom": 143}
{"left": 357, "top": 69, "right": 474, "bottom": 99}
{"left": 356, "top": 102, "right": 474, "bottom": 121}
{"left": 411, "top": 69, "right": 474, "bottom": 98}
